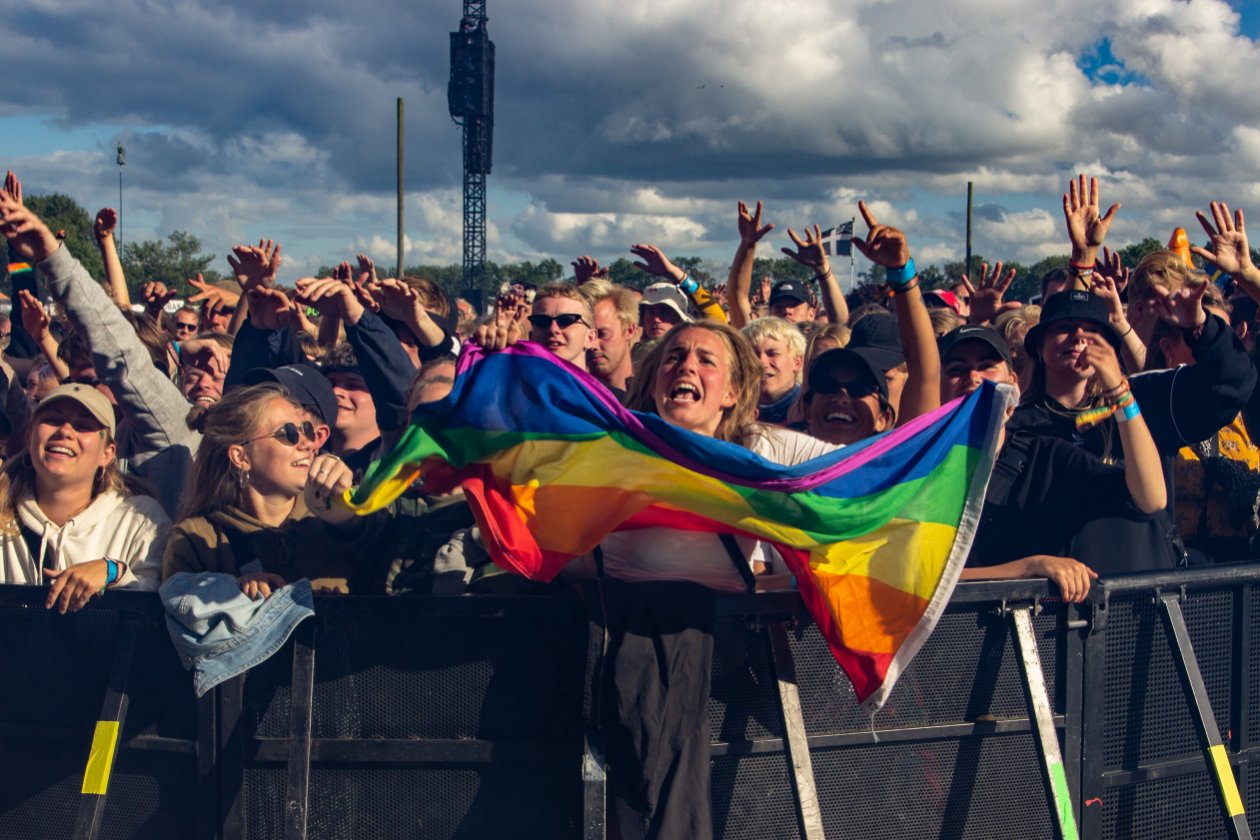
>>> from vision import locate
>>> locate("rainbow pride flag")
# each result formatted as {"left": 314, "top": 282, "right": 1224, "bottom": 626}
{"left": 347, "top": 342, "right": 1006, "bottom": 710}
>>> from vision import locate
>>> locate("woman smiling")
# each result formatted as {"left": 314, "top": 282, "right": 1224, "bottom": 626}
{"left": 0, "top": 384, "right": 169, "bottom": 612}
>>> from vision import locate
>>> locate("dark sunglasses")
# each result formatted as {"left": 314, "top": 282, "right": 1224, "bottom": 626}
{"left": 174, "top": 322, "right": 199, "bottom": 333}
{"left": 813, "top": 378, "right": 879, "bottom": 399}
{"left": 528, "top": 313, "right": 588, "bottom": 330}
{"left": 242, "top": 420, "right": 317, "bottom": 447}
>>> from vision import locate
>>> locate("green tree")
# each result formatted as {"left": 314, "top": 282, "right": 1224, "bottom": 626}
{"left": 1119, "top": 237, "right": 1163, "bottom": 268}
{"left": 122, "top": 231, "right": 218, "bottom": 296}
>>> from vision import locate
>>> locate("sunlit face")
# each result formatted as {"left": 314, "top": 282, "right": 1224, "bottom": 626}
{"left": 640, "top": 303, "right": 684, "bottom": 341}
{"left": 652, "top": 327, "right": 738, "bottom": 438}
{"left": 29, "top": 401, "right": 116, "bottom": 492}
{"left": 181, "top": 361, "right": 226, "bottom": 408}
{"left": 528, "top": 296, "right": 595, "bottom": 368}
{"left": 201, "top": 303, "right": 234, "bottom": 334}
{"left": 588, "top": 299, "right": 635, "bottom": 381}
{"left": 1042, "top": 319, "right": 1101, "bottom": 381}
{"left": 770, "top": 299, "right": 814, "bottom": 324}
{"left": 171, "top": 310, "right": 200, "bottom": 340}
{"left": 753, "top": 335, "right": 803, "bottom": 403}
{"left": 232, "top": 398, "right": 316, "bottom": 500}
{"left": 941, "top": 342, "right": 1016, "bottom": 402}
{"left": 327, "top": 371, "right": 377, "bottom": 437}
{"left": 806, "top": 360, "right": 891, "bottom": 446}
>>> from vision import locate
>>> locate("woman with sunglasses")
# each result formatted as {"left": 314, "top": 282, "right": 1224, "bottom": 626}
{"left": 163, "top": 384, "right": 378, "bottom": 597}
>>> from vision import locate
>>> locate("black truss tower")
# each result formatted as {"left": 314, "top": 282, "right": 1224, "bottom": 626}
{"left": 448, "top": 1, "right": 494, "bottom": 299}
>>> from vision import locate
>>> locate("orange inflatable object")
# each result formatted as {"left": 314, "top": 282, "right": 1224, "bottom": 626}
{"left": 1168, "top": 228, "right": 1194, "bottom": 267}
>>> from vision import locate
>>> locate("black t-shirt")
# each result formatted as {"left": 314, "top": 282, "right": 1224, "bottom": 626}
{"left": 969, "top": 431, "right": 1180, "bottom": 575}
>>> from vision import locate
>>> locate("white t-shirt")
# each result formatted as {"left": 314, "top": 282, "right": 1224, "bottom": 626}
{"left": 597, "top": 426, "right": 840, "bottom": 592}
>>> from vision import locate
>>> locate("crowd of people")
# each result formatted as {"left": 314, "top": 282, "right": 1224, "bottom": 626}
{"left": 3, "top": 166, "right": 1259, "bottom": 837}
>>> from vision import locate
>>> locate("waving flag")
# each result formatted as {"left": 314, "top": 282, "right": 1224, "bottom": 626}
{"left": 346, "top": 343, "right": 1005, "bottom": 710}
{"left": 820, "top": 219, "right": 854, "bottom": 257}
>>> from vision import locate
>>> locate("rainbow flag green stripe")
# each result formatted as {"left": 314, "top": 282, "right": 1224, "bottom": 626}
{"left": 348, "top": 342, "right": 1005, "bottom": 709}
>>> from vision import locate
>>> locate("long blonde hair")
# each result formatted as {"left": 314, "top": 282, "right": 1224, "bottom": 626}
{"left": 626, "top": 320, "right": 763, "bottom": 445}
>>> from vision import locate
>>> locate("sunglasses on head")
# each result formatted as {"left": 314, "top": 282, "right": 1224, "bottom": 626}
{"left": 813, "top": 378, "right": 879, "bottom": 399}
{"left": 528, "top": 313, "right": 588, "bottom": 330}
{"left": 242, "top": 420, "right": 317, "bottom": 447}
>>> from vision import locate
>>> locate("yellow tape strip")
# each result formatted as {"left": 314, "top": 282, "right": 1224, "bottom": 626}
{"left": 81, "top": 720, "right": 121, "bottom": 795}
{"left": 1209, "top": 744, "right": 1245, "bottom": 817}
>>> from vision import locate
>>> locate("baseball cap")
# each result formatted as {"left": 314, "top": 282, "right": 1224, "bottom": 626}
{"left": 938, "top": 324, "right": 1014, "bottom": 368}
{"left": 640, "top": 283, "right": 693, "bottom": 321}
{"left": 808, "top": 347, "right": 893, "bottom": 401}
{"left": 35, "top": 383, "right": 116, "bottom": 437}
{"left": 924, "top": 290, "right": 965, "bottom": 315}
{"left": 769, "top": 280, "right": 811, "bottom": 307}
{"left": 244, "top": 364, "right": 338, "bottom": 426}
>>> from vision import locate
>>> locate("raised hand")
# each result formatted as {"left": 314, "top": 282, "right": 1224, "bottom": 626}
{"left": 246, "top": 287, "right": 296, "bottom": 331}
{"left": 3, "top": 170, "right": 22, "bottom": 204}
{"left": 1094, "top": 246, "right": 1130, "bottom": 295}
{"left": 1074, "top": 331, "right": 1124, "bottom": 389}
{"left": 226, "top": 239, "right": 282, "bottom": 292}
{"left": 17, "top": 289, "right": 51, "bottom": 342}
{"left": 1192, "top": 201, "right": 1256, "bottom": 281}
{"left": 737, "top": 200, "right": 775, "bottom": 246}
{"left": 0, "top": 196, "right": 60, "bottom": 263}
{"left": 1148, "top": 279, "right": 1208, "bottom": 330}
{"left": 1089, "top": 273, "right": 1128, "bottom": 328}
{"left": 294, "top": 276, "right": 364, "bottom": 323}
{"left": 849, "top": 201, "right": 909, "bottom": 269}
{"left": 629, "top": 244, "right": 686, "bottom": 282}
{"left": 187, "top": 273, "right": 240, "bottom": 309}
{"left": 753, "top": 276, "right": 772, "bottom": 307}
{"left": 139, "top": 281, "right": 178, "bottom": 313}
{"left": 93, "top": 208, "right": 118, "bottom": 242}
{"left": 571, "top": 255, "right": 608, "bottom": 284}
{"left": 1063, "top": 174, "right": 1120, "bottom": 264}
{"left": 355, "top": 254, "right": 378, "bottom": 286}
{"left": 474, "top": 292, "right": 528, "bottom": 351}
{"left": 368, "top": 277, "right": 422, "bottom": 321}
{"left": 960, "top": 261, "right": 1019, "bottom": 324}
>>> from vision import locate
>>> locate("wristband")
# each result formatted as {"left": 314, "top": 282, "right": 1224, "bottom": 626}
{"left": 104, "top": 559, "right": 119, "bottom": 586}
{"left": 884, "top": 258, "right": 917, "bottom": 290}
{"left": 1116, "top": 400, "right": 1141, "bottom": 422}
{"left": 1068, "top": 261, "right": 1095, "bottom": 273}
{"left": 891, "top": 277, "right": 920, "bottom": 294}
{"left": 677, "top": 273, "right": 699, "bottom": 295}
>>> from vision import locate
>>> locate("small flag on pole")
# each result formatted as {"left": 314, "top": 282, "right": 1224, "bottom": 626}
{"left": 820, "top": 219, "right": 854, "bottom": 257}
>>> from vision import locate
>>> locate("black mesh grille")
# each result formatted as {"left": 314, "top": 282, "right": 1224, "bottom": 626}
{"left": 812, "top": 735, "right": 1053, "bottom": 839}
{"left": 709, "top": 618, "right": 782, "bottom": 743}
{"left": 1103, "top": 589, "right": 1233, "bottom": 769}
{"left": 99, "top": 752, "right": 198, "bottom": 840}
{"left": 1100, "top": 771, "right": 1229, "bottom": 840}
{"left": 1248, "top": 586, "right": 1260, "bottom": 748}
{"left": 0, "top": 742, "right": 83, "bottom": 839}
{"left": 710, "top": 753, "right": 799, "bottom": 839}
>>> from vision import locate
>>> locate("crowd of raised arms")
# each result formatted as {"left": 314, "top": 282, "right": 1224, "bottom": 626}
{"left": 0, "top": 168, "right": 1257, "bottom": 613}
{"left": 5, "top": 164, "right": 1260, "bottom": 836}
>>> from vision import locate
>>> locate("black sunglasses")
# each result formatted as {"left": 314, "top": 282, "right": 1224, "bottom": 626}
{"left": 813, "top": 378, "right": 879, "bottom": 399}
{"left": 174, "top": 322, "right": 199, "bottom": 332}
{"left": 528, "top": 313, "right": 588, "bottom": 330}
{"left": 242, "top": 421, "right": 317, "bottom": 447}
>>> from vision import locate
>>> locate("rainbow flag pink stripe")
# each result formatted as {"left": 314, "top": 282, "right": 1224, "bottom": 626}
{"left": 348, "top": 342, "right": 1005, "bottom": 710}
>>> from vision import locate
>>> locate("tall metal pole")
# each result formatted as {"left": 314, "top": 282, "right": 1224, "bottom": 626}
{"left": 965, "top": 181, "right": 974, "bottom": 282}
{"left": 116, "top": 143, "right": 126, "bottom": 258}
{"left": 396, "top": 97, "right": 405, "bottom": 281}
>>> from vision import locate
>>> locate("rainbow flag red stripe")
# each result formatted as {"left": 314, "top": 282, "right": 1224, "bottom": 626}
{"left": 348, "top": 342, "right": 1005, "bottom": 709}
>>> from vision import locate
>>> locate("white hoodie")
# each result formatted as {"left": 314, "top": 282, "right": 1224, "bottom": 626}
{"left": 1, "top": 489, "right": 170, "bottom": 590}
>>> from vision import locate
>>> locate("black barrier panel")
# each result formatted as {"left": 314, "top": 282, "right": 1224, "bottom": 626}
{"left": 709, "top": 616, "right": 782, "bottom": 743}
{"left": 812, "top": 734, "right": 1054, "bottom": 839}
{"left": 710, "top": 751, "right": 799, "bottom": 839}
{"left": 98, "top": 752, "right": 199, "bottom": 840}
{"left": 1101, "top": 587, "right": 1233, "bottom": 769}
{"left": 1248, "top": 585, "right": 1260, "bottom": 748}
{"left": 232, "top": 597, "right": 589, "bottom": 839}
{"left": 1100, "top": 771, "right": 1232, "bottom": 840}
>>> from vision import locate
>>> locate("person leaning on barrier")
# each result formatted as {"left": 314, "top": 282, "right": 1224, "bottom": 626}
{"left": 940, "top": 324, "right": 1175, "bottom": 601}
{"left": 0, "top": 383, "right": 169, "bottom": 611}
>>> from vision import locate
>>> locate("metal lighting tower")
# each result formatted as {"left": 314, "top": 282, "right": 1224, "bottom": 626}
{"left": 448, "top": 1, "right": 494, "bottom": 301}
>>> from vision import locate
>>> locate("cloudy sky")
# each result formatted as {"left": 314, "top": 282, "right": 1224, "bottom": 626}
{"left": 4, "top": 0, "right": 1260, "bottom": 284}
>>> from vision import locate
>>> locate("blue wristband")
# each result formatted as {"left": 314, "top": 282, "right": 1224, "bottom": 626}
{"left": 104, "top": 559, "right": 119, "bottom": 586}
{"left": 1117, "top": 401, "right": 1140, "bottom": 422}
{"left": 885, "top": 258, "right": 917, "bottom": 290}
{"left": 678, "top": 273, "right": 699, "bottom": 295}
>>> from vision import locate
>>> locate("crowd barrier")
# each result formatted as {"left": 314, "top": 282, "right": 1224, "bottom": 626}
{"left": 0, "top": 567, "right": 1257, "bottom": 840}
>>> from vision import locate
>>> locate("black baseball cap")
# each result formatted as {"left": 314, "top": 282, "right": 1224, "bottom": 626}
{"left": 244, "top": 364, "right": 338, "bottom": 426}
{"left": 769, "top": 280, "right": 812, "bottom": 307}
{"left": 808, "top": 347, "right": 893, "bottom": 401}
{"left": 938, "top": 324, "right": 1014, "bottom": 368}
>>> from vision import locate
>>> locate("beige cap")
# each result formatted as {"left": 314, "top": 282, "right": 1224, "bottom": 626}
{"left": 35, "top": 383, "right": 116, "bottom": 437}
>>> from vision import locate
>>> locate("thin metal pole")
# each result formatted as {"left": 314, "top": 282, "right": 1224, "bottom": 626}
{"left": 397, "top": 97, "right": 405, "bottom": 281}
{"left": 965, "top": 181, "right": 974, "bottom": 281}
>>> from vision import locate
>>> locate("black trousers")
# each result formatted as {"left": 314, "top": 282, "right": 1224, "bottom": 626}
{"left": 587, "top": 580, "right": 717, "bottom": 840}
